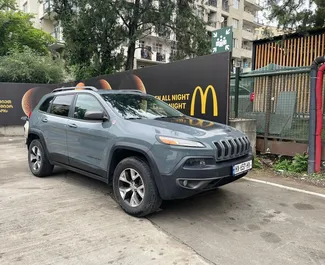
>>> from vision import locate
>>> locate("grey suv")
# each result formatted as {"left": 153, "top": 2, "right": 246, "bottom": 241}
{"left": 26, "top": 86, "right": 253, "bottom": 217}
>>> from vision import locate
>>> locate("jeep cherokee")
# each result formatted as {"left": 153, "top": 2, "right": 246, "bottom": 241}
{"left": 26, "top": 86, "right": 253, "bottom": 217}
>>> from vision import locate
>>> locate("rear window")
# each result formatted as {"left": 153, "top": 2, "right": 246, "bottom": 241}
{"left": 50, "top": 95, "right": 74, "bottom": 117}
{"left": 39, "top": 97, "right": 54, "bottom": 112}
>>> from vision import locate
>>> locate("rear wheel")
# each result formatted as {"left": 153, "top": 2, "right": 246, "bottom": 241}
{"left": 28, "top": 139, "right": 53, "bottom": 177}
{"left": 113, "top": 157, "right": 162, "bottom": 217}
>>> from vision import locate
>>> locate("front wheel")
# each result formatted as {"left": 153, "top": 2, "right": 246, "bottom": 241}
{"left": 28, "top": 139, "right": 53, "bottom": 177}
{"left": 113, "top": 157, "right": 162, "bottom": 217}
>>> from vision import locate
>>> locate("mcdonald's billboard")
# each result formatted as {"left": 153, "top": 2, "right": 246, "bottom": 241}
{"left": 0, "top": 52, "right": 230, "bottom": 125}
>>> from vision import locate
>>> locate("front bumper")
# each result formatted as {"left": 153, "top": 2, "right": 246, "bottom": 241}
{"left": 157, "top": 153, "right": 253, "bottom": 200}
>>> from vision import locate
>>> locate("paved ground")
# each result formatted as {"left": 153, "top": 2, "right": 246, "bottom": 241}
{"left": 1, "top": 138, "right": 325, "bottom": 265}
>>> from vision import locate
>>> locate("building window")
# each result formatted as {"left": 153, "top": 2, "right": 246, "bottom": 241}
{"left": 233, "top": 0, "right": 239, "bottom": 9}
{"left": 233, "top": 38, "right": 239, "bottom": 48}
{"left": 23, "top": 1, "right": 28, "bottom": 13}
{"left": 232, "top": 18, "right": 239, "bottom": 29}
{"left": 153, "top": 43, "right": 163, "bottom": 53}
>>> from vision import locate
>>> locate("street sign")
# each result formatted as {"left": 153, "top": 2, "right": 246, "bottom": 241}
{"left": 211, "top": 26, "right": 233, "bottom": 54}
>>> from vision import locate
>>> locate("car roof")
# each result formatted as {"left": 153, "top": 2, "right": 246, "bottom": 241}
{"left": 50, "top": 87, "right": 147, "bottom": 96}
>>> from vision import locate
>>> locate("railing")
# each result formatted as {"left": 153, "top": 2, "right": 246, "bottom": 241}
{"left": 140, "top": 46, "right": 152, "bottom": 60}
{"left": 222, "top": 4, "right": 229, "bottom": 12}
{"left": 208, "top": 21, "right": 217, "bottom": 28}
{"left": 156, "top": 53, "right": 166, "bottom": 62}
{"left": 51, "top": 30, "right": 64, "bottom": 42}
{"left": 208, "top": 0, "right": 217, "bottom": 7}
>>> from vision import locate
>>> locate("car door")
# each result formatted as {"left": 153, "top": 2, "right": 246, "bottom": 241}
{"left": 40, "top": 94, "right": 74, "bottom": 165}
{"left": 66, "top": 93, "right": 111, "bottom": 177}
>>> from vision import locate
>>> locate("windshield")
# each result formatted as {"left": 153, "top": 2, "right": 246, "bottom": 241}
{"left": 101, "top": 93, "right": 184, "bottom": 119}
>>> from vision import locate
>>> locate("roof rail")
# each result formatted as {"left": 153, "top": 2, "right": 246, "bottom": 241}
{"left": 52, "top": 86, "right": 98, "bottom": 93}
{"left": 119, "top": 89, "right": 144, "bottom": 93}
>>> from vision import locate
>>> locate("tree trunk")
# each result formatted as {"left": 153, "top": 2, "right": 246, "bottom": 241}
{"left": 125, "top": 41, "right": 136, "bottom": 70}
{"left": 124, "top": 0, "right": 140, "bottom": 71}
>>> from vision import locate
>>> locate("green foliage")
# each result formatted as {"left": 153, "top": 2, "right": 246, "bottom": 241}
{"left": 52, "top": 0, "right": 125, "bottom": 78}
{"left": 0, "top": 48, "right": 67, "bottom": 84}
{"left": 53, "top": 0, "right": 210, "bottom": 73}
{"left": 0, "top": 0, "right": 16, "bottom": 10}
{"left": 274, "top": 153, "right": 308, "bottom": 173}
{"left": 0, "top": 11, "right": 55, "bottom": 56}
{"left": 253, "top": 156, "right": 263, "bottom": 169}
{"left": 268, "top": 0, "right": 325, "bottom": 32}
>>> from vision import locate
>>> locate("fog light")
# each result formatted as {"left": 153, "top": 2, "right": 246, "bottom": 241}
{"left": 186, "top": 158, "right": 207, "bottom": 167}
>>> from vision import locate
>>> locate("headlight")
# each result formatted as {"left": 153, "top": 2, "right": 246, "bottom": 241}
{"left": 157, "top": 136, "right": 205, "bottom": 148}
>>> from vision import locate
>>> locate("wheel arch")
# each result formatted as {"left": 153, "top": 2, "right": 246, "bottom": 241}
{"left": 27, "top": 129, "right": 51, "bottom": 162}
{"left": 107, "top": 144, "right": 161, "bottom": 188}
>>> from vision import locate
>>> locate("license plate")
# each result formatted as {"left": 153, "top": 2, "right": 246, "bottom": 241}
{"left": 232, "top": 160, "right": 252, "bottom": 176}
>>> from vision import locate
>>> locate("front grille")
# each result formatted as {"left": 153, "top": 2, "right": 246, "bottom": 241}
{"left": 214, "top": 137, "right": 250, "bottom": 161}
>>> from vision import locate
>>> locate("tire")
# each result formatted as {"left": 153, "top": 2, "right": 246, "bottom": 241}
{"left": 113, "top": 157, "right": 162, "bottom": 217}
{"left": 28, "top": 139, "right": 53, "bottom": 177}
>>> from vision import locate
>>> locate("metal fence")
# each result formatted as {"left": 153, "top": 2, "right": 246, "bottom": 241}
{"left": 229, "top": 67, "right": 320, "bottom": 143}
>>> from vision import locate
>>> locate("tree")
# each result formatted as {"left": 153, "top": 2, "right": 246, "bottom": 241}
{"left": 0, "top": 0, "right": 16, "bottom": 10}
{"left": 268, "top": 0, "right": 325, "bottom": 33}
{"left": 0, "top": 10, "right": 55, "bottom": 56}
{"left": 53, "top": 0, "right": 210, "bottom": 73}
{"left": 0, "top": 47, "right": 67, "bottom": 83}
{"left": 170, "top": 0, "right": 211, "bottom": 61}
{"left": 52, "top": 0, "right": 125, "bottom": 80}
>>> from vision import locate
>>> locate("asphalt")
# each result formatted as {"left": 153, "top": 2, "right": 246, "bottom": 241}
{"left": 1, "top": 137, "right": 325, "bottom": 265}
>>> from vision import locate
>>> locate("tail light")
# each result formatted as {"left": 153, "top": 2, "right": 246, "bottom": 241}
{"left": 28, "top": 111, "right": 32, "bottom": 118}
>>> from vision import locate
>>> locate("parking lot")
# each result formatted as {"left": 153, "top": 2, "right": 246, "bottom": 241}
{"left": 1, "top": 138, "right": 325, "bottom": 265}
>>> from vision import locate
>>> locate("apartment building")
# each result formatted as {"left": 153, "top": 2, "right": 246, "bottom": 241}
{"left": 16, "top": 0, "right": 262, "bottom": 72}
{"left": 196, "top": 0, "right": 262, "bottom": 72}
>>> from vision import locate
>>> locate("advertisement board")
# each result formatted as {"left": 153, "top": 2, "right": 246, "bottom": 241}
{"left": 0, "top": 52, "right": 231, "bottom": 126}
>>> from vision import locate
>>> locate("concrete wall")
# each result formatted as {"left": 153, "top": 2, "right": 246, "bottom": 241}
{"left": 0, "top": 126, "right": 24, "bottom": 137}
{"left": 229, "top": 118, "right": 256, "bottom": 154}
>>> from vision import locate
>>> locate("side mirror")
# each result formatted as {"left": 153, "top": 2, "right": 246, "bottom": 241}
{"left": 21, "top": 116, "right": 28, "bottom": 121}
{"left": 84, "top": 110, "right": 109, "bottom": 121}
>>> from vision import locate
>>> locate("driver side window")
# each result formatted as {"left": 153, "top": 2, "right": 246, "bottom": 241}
{"left": 74, "top": 94, "right": 104, "bottom": 120}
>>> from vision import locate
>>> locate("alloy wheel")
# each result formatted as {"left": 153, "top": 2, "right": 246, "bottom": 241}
{"left": 30, "top": 146, "right": 42, "bottom": 172}
{"left": 118, "top": 168, "right": 145, "bottom": 207}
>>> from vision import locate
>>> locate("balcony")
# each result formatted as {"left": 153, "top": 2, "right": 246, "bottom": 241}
{"left": 140, "top": 46, "right": 152, "bottom": 60}
{"left": 222, "top": 4, "right": 229, "bottom": 12}
{"left": 243, "top": 11, "right": 258, "bottom": 25}
{"left": 241, "top": 46, "right": 253, "bottom": 58}
{"left": 208, "top": 21, "right": 217, "bottom": 28}
{"left": 49, "top": 31, "right": 65, "bottom": 50}
{"left": 242, "top": 29, "right": 255, "bottom": 40}
{"left": 156, "top": 53, "right": 166, "bottom": 62}
{"left": 244, "top": 0, "right": 263, "bottom": 10}
{"left": 42, "top": 0, "right": 55, "bottom": 20}
{"left": 207, "top": 0, "right": 217, "bottom": 7}
{"left": 51, "top": 30, "right": 64, "bottom": 42}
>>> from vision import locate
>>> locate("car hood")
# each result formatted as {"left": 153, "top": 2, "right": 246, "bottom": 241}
{"left": 128, "top": 116, "right": 245, "bottom": 140}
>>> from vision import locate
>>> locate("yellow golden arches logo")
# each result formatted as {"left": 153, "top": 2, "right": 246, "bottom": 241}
{"left": 190, "top": 85, "right": 218, "bottom": 117}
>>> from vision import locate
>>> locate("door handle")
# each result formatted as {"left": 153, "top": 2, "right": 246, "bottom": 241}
{"left": 68, "top": 123, "right": 78, "bottom": 128}
{"left": 41, "top": 118, "right": 48, "bottom": 123}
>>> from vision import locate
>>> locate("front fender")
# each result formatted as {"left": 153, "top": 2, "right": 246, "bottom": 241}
{"left": 106, "top": 142, "right": 168, "bottom": 198}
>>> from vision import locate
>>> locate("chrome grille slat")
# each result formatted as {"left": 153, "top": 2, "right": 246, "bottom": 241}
{"left": 214, "top": 137, "right": 251, "bottom": 161}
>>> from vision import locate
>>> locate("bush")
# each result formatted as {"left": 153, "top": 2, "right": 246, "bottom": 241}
{"left": 0, "top": 48, "right": 67, "bottom": 84}
{"left": 253, "top": 155, "right": 263, "bottom": 169}
{"left": 274, "top": 153, "right": 308, "bottom": 173}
